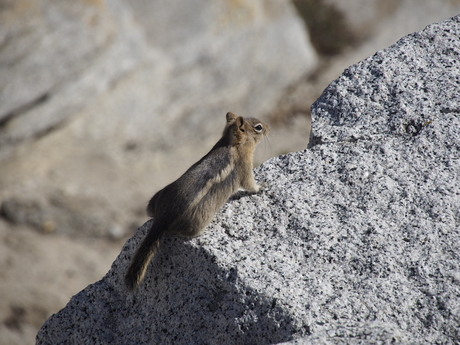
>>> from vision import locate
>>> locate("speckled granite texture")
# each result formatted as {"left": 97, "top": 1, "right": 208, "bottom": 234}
{"left": 37, "top": 15, "right": 460, "bottom": 345}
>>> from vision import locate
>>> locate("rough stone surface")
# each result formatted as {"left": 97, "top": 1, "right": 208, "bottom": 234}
{"left": 36, "top": 15, "right": 460, "bottom": 345}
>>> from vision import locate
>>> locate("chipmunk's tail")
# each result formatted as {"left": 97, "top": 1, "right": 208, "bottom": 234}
{"left": 125, "top": 222, "right": 163, "bottom": 291}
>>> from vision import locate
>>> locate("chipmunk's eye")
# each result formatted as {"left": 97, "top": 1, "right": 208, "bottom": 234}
{"left": 254, "top": 124, "right": 263, "bottom": 132}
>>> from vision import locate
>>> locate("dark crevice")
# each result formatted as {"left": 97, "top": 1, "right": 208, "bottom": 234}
{"left": 308, "top": 118, "right": 435, "bottom": 149}
{"left": 0, "top": 92, "right": 51, "bottom": 130}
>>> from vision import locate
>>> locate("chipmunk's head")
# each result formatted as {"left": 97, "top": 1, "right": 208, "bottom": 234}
{"left": 224, "top": 112, "right": 270, "bottom": 147}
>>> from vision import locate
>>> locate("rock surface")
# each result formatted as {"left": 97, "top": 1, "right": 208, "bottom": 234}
{"left": 0, "top": 0, "right": 146, "bottom": 152}
{"left": 0, "top": 0, "right": 315, "bottom": 152}
{"left": 0, "top": 0, "right": 316, "bottom": 239}
{"left": 36, "top": 15, "right": 460, "bottom": 345}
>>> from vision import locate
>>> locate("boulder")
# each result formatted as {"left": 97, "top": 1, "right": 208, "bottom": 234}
{"left": 0, "top": 0, "right": 316, "bottom": 236}
{"left": 36, "top": 15, "right": 460, "bottom": 345}
{"left": 0, "top": 0, "right": 316, "bottom": 153}
{"left": 0, "top": 0, "right": 147, "bottom": 154}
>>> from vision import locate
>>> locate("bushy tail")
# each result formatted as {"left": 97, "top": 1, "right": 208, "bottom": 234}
{"left": 125, "top": 222, "right": 163, "bottom": 291}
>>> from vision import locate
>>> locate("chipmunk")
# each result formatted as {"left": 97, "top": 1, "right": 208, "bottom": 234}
{"left": 125, "top": 112, "right": 270, "bottom": 291}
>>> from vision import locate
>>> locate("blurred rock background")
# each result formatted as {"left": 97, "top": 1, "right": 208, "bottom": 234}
{"left": 0, "top": 0, "right": 459, "bottom": 344}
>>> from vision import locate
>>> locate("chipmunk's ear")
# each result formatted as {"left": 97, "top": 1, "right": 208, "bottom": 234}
{"left": 226, "top": 112, "right": 237, "bottom": 124}
{"left": 236, "top": 116, "right": 245, "bottom": 131}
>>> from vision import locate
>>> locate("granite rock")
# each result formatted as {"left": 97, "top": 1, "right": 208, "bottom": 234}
{"left": 36, "top": 15, "right": 460, "bottom": 345}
